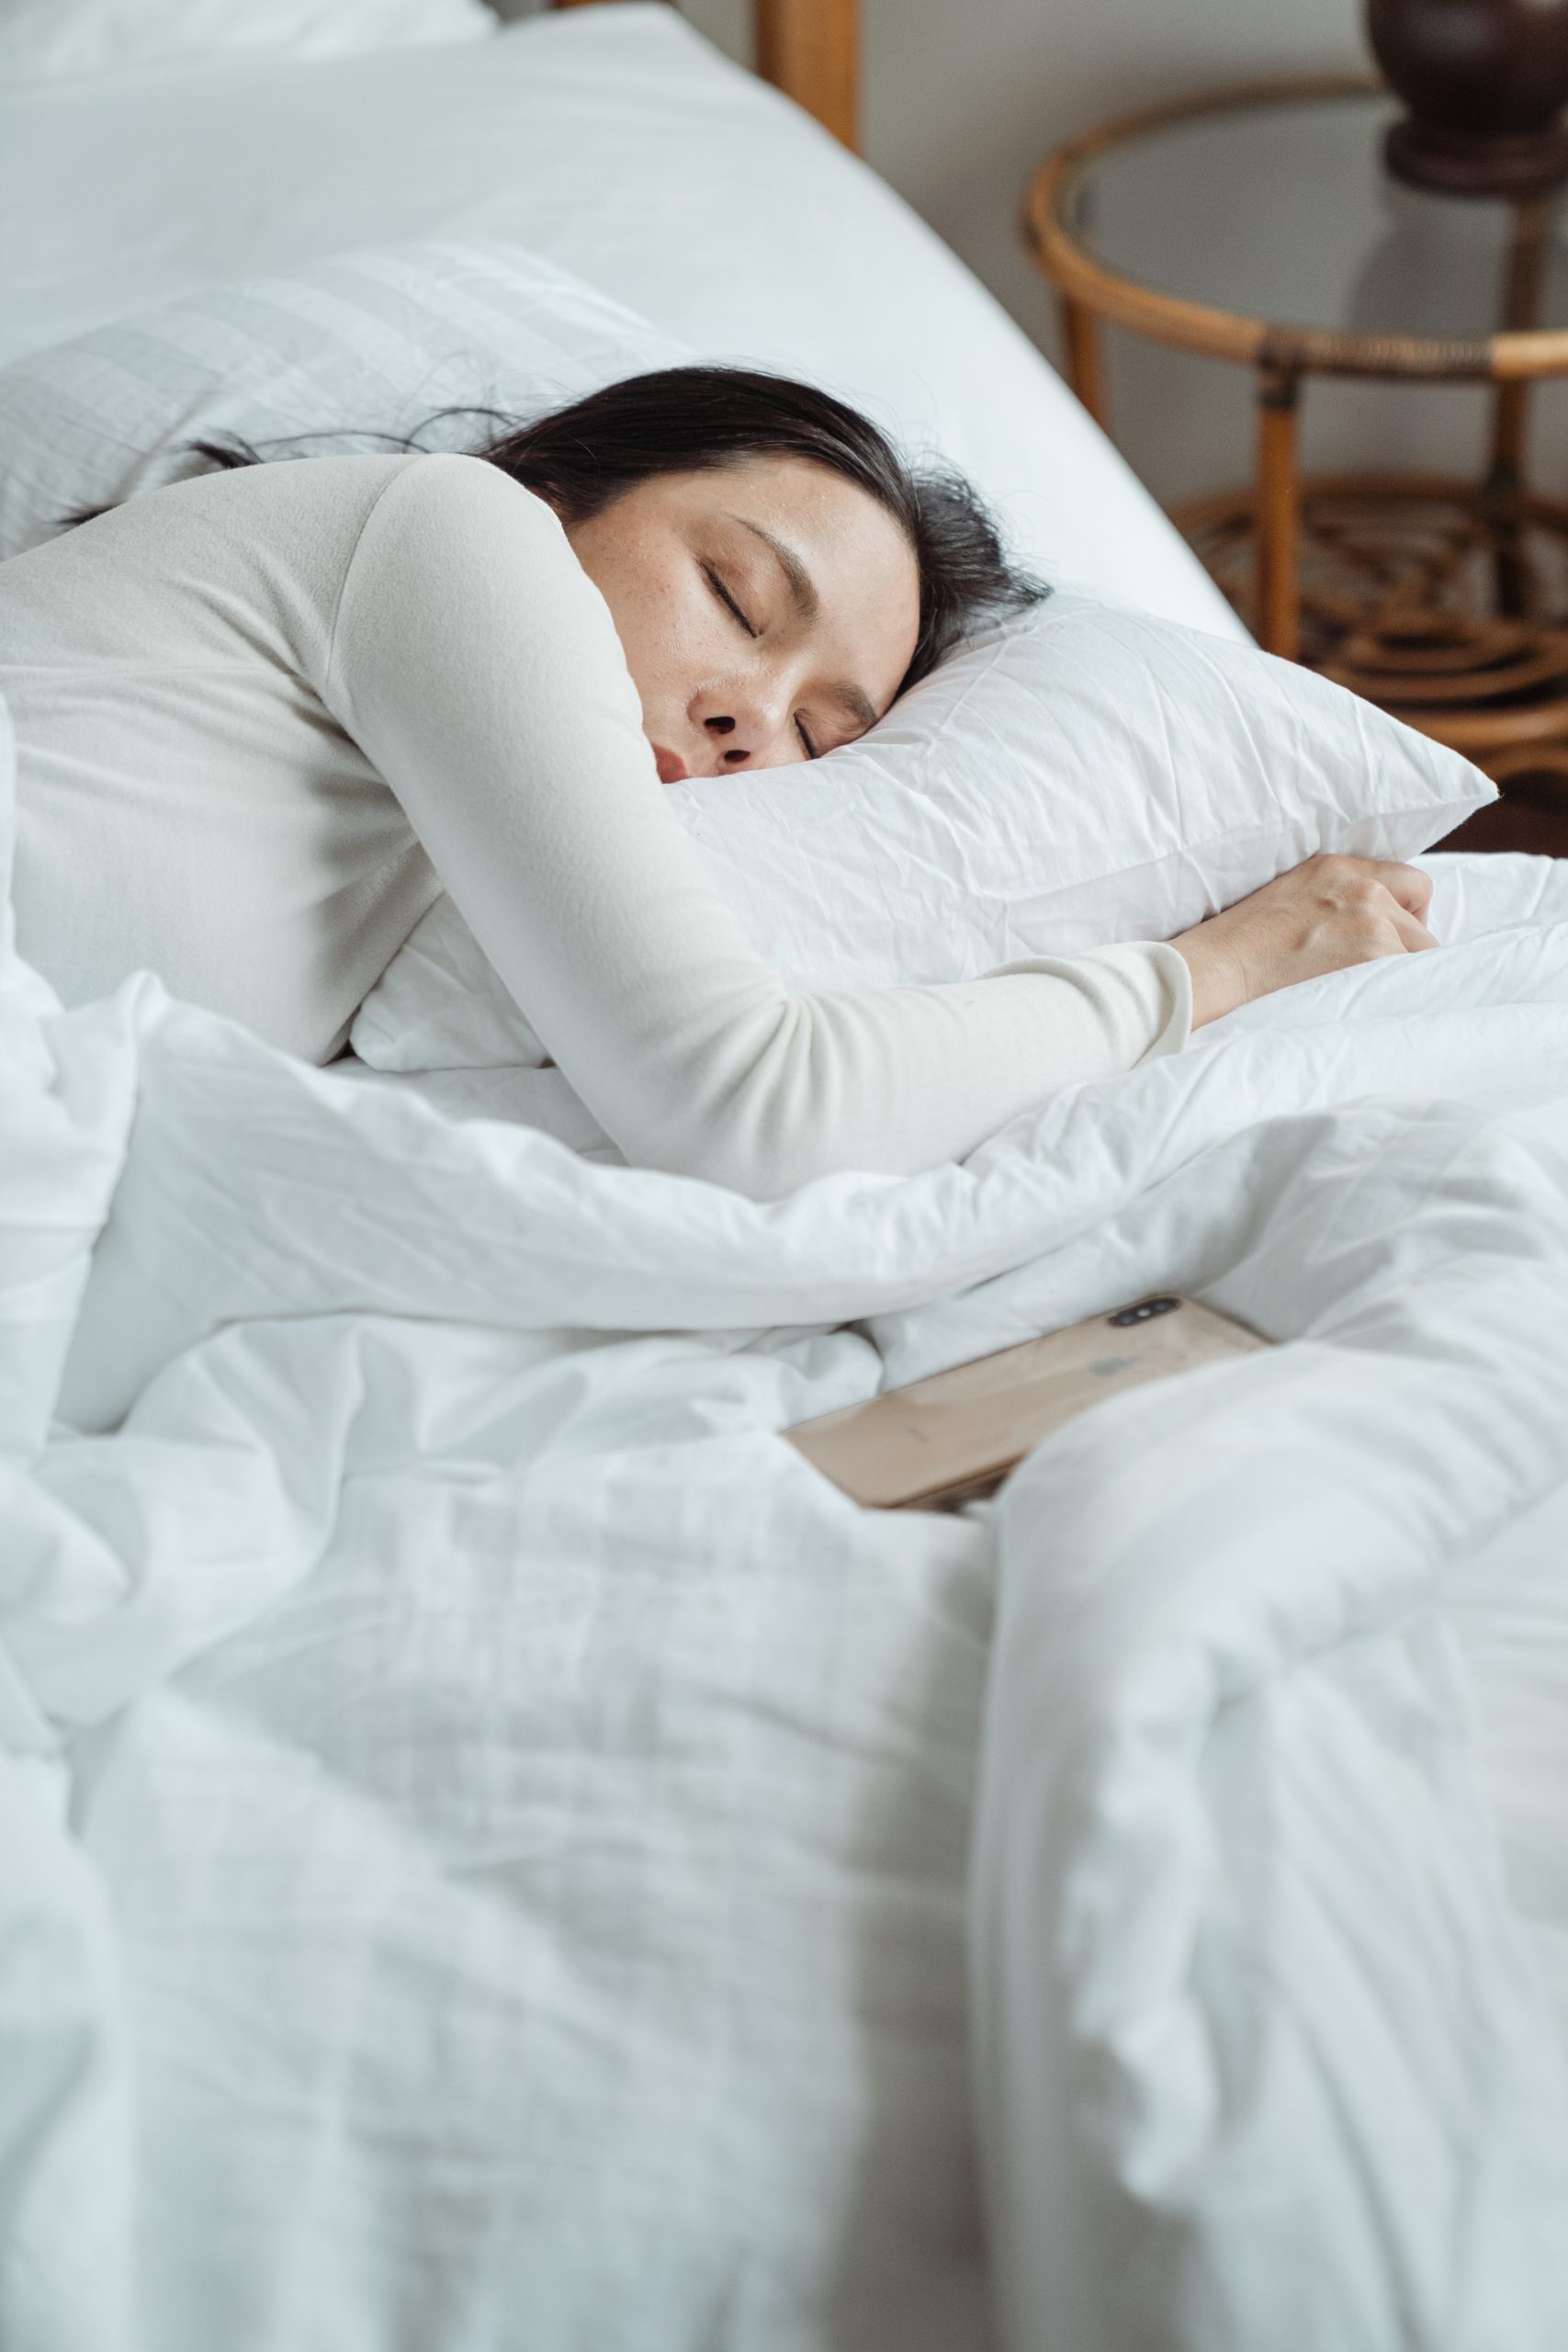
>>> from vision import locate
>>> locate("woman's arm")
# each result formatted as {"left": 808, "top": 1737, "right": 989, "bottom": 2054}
{"left": 323, "top": 453, "right": 1190, "bottom": 1198}
{"left": 1171, "top": 854, "right": 1436, "bottom": 1022}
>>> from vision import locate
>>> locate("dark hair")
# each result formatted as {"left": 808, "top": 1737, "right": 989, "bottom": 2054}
{"left": 473, "top": 368, "right": 1044, "bottom": 689}
{"left": 76, "top": 366, "right": 1045, "bottom": 694}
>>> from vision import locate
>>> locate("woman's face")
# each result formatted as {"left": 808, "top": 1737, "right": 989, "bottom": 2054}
{"left": 562, "top": 456, "right": 920, "bottom": 781}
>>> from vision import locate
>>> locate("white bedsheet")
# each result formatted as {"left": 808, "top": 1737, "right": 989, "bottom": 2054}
{"left": 0, "top": 3, "right": 1242, "bottom": 637}
{"left": 4, "top": 671, "right": 1568, "bottom": 2349}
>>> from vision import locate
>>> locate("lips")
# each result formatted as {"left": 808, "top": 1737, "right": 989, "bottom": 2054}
{"left": 652, "top": 745, "right": 689, "bottom": 785}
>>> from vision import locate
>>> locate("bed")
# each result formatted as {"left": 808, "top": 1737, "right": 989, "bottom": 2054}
{"left": 3, "top": 6, "right": 1568, "bottom": 2351}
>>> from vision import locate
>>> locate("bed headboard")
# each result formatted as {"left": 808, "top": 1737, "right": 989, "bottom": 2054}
{"left": 549, "top": 0, "right": 858, "bottom": 151}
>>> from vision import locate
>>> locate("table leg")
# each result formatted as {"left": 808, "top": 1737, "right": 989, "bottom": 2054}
{"left": 1257, "top": 365, "right": 1301, "bottom": 661}
{"left": 1487, "top": 198, "right": 1550, "bottom": 616}
{"left": 1486, "top": 379, "right": 1533, "bottom": 616}
{"left": 1058, "top": 296, "right": 1107, "bottom": 430}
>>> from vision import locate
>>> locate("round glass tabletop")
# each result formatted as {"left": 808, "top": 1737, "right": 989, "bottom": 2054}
{"left": 1048, "top": 81, "right": 1568, "bottom": 367}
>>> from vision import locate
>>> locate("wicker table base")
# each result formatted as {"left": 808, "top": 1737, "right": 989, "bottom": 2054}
{"left": 1172, "top": 471, "right": 1568, "bottom": 794}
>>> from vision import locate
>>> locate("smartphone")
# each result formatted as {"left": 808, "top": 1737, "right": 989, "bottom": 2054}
{"left": 785, "top": 1295, "right": 1269, "bottom": 1512}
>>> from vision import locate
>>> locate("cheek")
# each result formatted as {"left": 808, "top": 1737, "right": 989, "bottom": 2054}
{"left": 609, "top": 556, "right": 728, "bottom": 695}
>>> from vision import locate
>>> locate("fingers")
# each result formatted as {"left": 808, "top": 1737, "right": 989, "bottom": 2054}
{"left": 1308, "top": 853, "right": 1433, "bottom": 921}
{"left": 1386, "top": 902, "right": 1438, "bottom": 954}
{"left": 1371, "top": 859, "right": 1434, "bottom": 922}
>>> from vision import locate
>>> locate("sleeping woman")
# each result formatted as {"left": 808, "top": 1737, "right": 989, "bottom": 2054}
{"left": 0, "top": 366, "right": 1437, "bottom": 1198}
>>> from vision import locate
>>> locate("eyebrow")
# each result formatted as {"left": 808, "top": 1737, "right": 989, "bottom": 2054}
{"left": 732, "top": 515, "right": 882, "bottom": 734}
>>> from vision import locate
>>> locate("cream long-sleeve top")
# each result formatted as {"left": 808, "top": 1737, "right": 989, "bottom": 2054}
{"left": 0, "top": 450, "right": 1191, "bottom": 1197}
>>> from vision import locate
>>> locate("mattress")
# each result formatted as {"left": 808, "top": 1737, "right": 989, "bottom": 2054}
{"left": 0, "top": 1, "right": 1244, "bottom": 637}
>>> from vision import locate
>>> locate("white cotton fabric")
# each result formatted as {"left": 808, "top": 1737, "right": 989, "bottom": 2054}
{"left": 0, "top": 0, "right": 491, "bottom": 91}
{"left": 0, "top": 451, "right": 1189, "bottom": 1199}
{"left": 354, "top": 590, "right": 1494, "bottom": 1076}
{"left": 0, "top": 5, "right": 1242, "bottom": 639}
{"left": 660, "top": 595, "right": 1494, "bottom": 975}
{"left": 0, "top": 240, "right": 682, "bottom": 563}
{"left": 4, "top": 659, "right": 1568, "bottom": 2351}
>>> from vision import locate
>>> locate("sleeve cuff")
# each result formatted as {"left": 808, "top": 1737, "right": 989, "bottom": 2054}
{"left": 1128, "top": 940, "right": 1192, "bottom": 1065}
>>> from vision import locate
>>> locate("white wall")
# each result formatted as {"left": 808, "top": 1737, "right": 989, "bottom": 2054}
{"left": 498, "top": 1, "right": 1558, "bottom": 513}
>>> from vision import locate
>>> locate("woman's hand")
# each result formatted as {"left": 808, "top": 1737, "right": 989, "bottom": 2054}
{"left": 1171, "top": 854, "right": 1438, "bottom": 1028}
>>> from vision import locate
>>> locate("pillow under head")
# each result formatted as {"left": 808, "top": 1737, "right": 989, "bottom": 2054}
{"left": 0, "top": 239, "right": 682, "bottom": 560}
{"left": 351, "top": 591, "right": 1495, "bottom": 1073}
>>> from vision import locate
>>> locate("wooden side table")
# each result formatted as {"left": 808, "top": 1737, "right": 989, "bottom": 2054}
{"left": 1026, "top": 75, "right": 1568, "bottom": 807}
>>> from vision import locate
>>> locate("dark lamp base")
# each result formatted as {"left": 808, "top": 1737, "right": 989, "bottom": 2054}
{"left": 1384, "top": 113, "right": 1568, "bottom": 198}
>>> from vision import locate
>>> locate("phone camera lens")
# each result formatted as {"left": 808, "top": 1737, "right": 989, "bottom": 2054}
{"left": 1107, "top": 1295, "right": 1180, "bottom": 1328}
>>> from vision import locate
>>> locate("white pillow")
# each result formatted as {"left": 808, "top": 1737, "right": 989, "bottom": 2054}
{"left": 0, "top": 0, "right": 492, "bottom": 90}
{"left": 0, "top": 240, "right": 682, "bottom": 560}
{"left": 350, "top": 591, "right": 1495, "bottom": 1073}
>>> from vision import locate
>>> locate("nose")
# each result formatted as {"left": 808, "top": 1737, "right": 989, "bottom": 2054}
{"left": 694, "top": 677, "right": 795, "bottom": 769}
{"left": 704, "top": 715, "right": 750, "bottom": 768}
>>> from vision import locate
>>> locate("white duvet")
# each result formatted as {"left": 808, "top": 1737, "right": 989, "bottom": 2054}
{"left": 4, "top": 681, "right": 1568, "bottom": 2347}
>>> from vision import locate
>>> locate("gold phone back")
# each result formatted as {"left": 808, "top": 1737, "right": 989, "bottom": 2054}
{"left": 786, "top": 1297, "right": 1269, "bottom": 1510}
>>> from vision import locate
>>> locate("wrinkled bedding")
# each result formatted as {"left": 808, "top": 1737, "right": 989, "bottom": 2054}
{"left": 5, "top": 682, "right": 1568, "bottom": 2348}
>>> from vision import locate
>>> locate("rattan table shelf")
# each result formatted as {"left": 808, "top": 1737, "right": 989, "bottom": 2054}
{"left": 1027, "top": 75, "right": 1568, "bottom": 792}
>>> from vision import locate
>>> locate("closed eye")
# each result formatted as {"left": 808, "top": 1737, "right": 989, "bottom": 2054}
{"left": 704, "top": 560, "right": 819, "bottom": 757}
{"left": 704, "top": 564, "right": 757, "bottom": 638}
